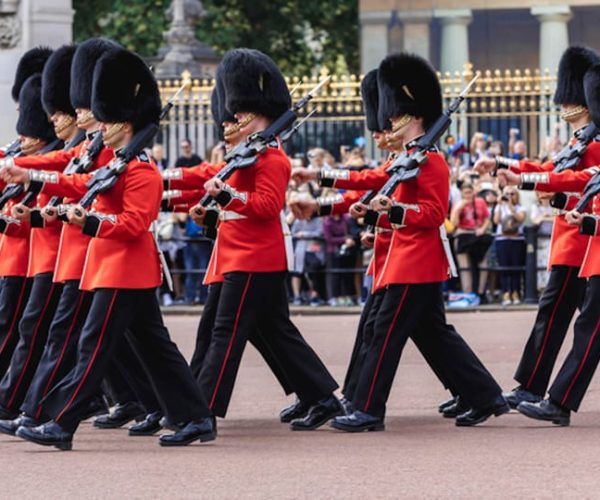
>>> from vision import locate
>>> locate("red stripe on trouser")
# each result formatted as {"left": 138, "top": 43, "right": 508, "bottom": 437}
{"left": 560, "top": 315, "right": 600, "bottom": 407}
{"left": 526, "top": 267, "right": 572, "bottom": 389}
{"left": 35, "top": 291, "right": 85, "bottom": 420}
{"left": 209, "top": 274, "right": 252, "bottom": 409}
{"left": 0, "top": 280, "right": 28, "bottom": 355}
{"left": 364, "top": 286, "right": 410, "bottom": 412}
{"left": 6, "top": 284, "right": 56, "bottom": 408}
{"left": 55, "top": 290, "right": 117, "bottom": 424}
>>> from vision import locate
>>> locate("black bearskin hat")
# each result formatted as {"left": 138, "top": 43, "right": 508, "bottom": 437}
{"left": 221, "top": 48, "right": 291, "bottom": 119}
{"left": 42, "top": 44, "right": 77, "bottom": 117}
{"left": 583, "top": 64, "right": 600, "bottom": 127}
{"left": 11, "top": 46, "right": 53, "bottom": 102}
{"left": 91, "top": 48, "right": 161, "bottom": 132}
{"left": 361, "top": 69, "right": 381, "bottom": 132}
{"left": 70, "top": 37, "right": 121, "bottom": 110}
{"left": 16, "top": 75, "right": 57, "bottom": 143}
{"left": 554, "top": 46, "right": 600, "bottom": 106}
{"left": 377, "top": 53, "right": 442, "bottom": 130}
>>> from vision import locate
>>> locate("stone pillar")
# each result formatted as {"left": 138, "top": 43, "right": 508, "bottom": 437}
{"left": 531, "top": 5, "right": 572, "bottom": 73}
{"left": 532, "top": 6, "right": 571, "bottom": 154}
{"left": 434, "top": 9, "right": 472, "bottom": 74}
{"left": 0, "top": 0, "right": 73, "bottom": 142}
{"left": 398, "top": 11, "right": 431, "bottom": 60}
{"left": 360, "top": 10, "right": 390, "bottom": 74}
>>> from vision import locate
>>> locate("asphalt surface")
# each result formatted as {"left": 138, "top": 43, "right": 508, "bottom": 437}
{"left": 2, "top": 310, "right": 599, "bottom": 499}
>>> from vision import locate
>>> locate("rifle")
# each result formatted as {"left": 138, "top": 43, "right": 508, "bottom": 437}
{"left": 361, "top": 75, "right": 478, "bottom": 227}
{"left": 0, "top": 137, "right": 63, "bottom": 210}
{"left": 553, "top": 122, "right": 600, "bottom": 173}
{"left": 0, "top": 139, "right": 22, "bottom": 158}
{"left": 199, "top": 82, "right": 327, "bottom": 238}
{"left": 574, "top": 171, "right": 600, "bottom": 213}
{"left": 74, "top": 81, "right": 189, "bottom": 215}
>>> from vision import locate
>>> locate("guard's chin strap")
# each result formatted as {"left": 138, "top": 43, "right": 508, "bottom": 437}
{"left": 20, "top": 137, "right": 41, "bottom": 156}
{"left": 561, "top": 105, "right": 587, "bottom": 122}
{"left": 54, "top": 115, "right": 76, "bottom": 136}
{"left": 76, "top": 110, "right": 95, "bottom": 128}
{"left": 223, "top": 113, "right": 257, "bottom": 138}
{"left": 102, "top": 123, "right": 126, "bottom": 143}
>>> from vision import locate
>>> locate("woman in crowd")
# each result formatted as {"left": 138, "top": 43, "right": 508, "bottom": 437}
{"left": 493, "top": 186, "right": 527, "bottom": 305}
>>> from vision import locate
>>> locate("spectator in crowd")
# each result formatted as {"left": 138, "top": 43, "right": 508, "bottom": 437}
{"left": 343, "top": 147, "right": 369, "bottom": 170}
{"left": 175, "top": 138, "right": 203, "bottom": 168}
{"left": 450, "top": 182, "right": 493, "bottom": 302}
{"left": 480, "top": 182, "right": 501, "bottom": 300}
{"left": 290, "top": 216, "right": 326, "bottom": 306}
{"left": 151, "top": 143, "right": 168, "bottom": 171}
{"left": 493, "top": 186, "right": 527, "bottom": 306}
{"left": 469, "top": 131, "right": 491, "bottom": 165}
{"left": 157, "top": 211, "right": 186, "bottom": 306}
{"left": 183, "top": 216, "right": 213, "bottom": 305}
{"left": 531, "top": 193, "right": 555, "bottom": 290}
{"left": 322, "top": 213, "right": 356, "bottom": 306}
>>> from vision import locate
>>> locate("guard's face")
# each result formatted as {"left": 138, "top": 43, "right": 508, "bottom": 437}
{"left": 222, "top": 120, "right": 243, "bottom": 150}
{"left": 99, "top": 122, "right": 127, "bottom": 148}
{"left": 75, "top": 108, "right": 97, "bottom": 130}
{"left": 372, "top": 131, "right": 388, "bottom": 150}
{"left": 50, "top": 111, "right": 76, "bottom": 140}
{"left": 19, "top": 135, "right": 44, "bottom": 156}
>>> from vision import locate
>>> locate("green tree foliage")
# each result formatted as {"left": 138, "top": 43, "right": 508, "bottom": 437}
{"left": 73, "top": 0, "right": 169, "bottom": 57}
{"left": 197, "top": 0, "right": 358, "bottom": 75}
{"left": 72, "top": 0, "right": 358, "bottom": 74}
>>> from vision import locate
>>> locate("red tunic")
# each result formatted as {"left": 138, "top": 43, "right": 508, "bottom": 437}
{"left": 524, "top": 166, "right": 600, "bottom": 278}
{"left": 581, "top": 192, "right": 600, "bottom": 278}
{"left": 14, "top": 140, "right": 115, "bottom": 281}
{"left": 0, "top": 197, "right": 30, "bottom": 277}
{"left": 37, "top": 156, "right": 163, "bottom": 290}
{"left": 377, "top": 151, "right": 450, "bottom": 286}
{"left": 205, "top": 146, "right": 290, "bottom": 284}
{"left": 512, "top": 140, "right": 600, "bottom": 268}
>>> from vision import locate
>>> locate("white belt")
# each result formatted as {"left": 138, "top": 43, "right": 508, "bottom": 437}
{"left": 149, "top": 221, "right": 173, "bottom": 291}
{"left": 439, "top": 224, "right": 458, "bottom": 278}
{"left": 218, "top": 211, "right": 247, "bottom": 222}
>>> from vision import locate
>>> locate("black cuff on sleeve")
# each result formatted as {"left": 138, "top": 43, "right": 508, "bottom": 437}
{"left": 520, "top": 182, "right": 535, "bottom": 191}
{"left": 82, "top": 214, "right": 101, "bottom": 237}
{"left": 318, "top": 204, "right": 333, "bottom": 216}
{"left": 389, "top": 205, "right": 405, "bottom": 225}
{"left": 214, "top": 190, "right": 232, "bottom": 207}
{"left": 29, "top": 208, "right": 45, "bottom": 228}
{"left": 581, "top": 215, "right": 597, "bottom": 236}
{"left": 363, "top": 210, "right": 379, "bottom": 226}
{"left": 319, "top": 177, "right": 335, "bottom": 188}
{"left": 550, "top": 193, "right": 568, "bottom": 210}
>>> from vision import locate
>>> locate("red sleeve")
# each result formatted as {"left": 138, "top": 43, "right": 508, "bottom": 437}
{"left": 321, "top": 164, "right": 390, "bottom": 190}
{"left": 83, "top": 162, "right": 161, "bottom": 241}
{"left": 390, "top": 153, "right": 449, "bottom": 229}
{"left": 163, "top": 162, "right": 224, "bottom": 190}
{"left": 14, "top": 147, "right": 79, "bottom": 172}
{"left": 216, "top": 153, "right": 287, "bottom": 220}
{"left": 29, "top": 170, "right": 93, "bottom": 199}
{"left": 164, "top": 188, "right": 205, "bottom": 212}
{"left": 520, "top": 167, "right": 598, "bottom": 192}
{"left": 513, "top": 159, "right": 554, "bottom": 173}
{"left": 331, "top": 190, "right": 365, "bottom": 216}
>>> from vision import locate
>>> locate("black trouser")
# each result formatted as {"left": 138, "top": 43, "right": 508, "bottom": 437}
{"left": 197, "top": 272, "right": 338, "bottom": 417}
{"left": 41, "top": 288, "right": 210, "bottom": 433}
{"left": 352, "top": 283, "right": 502, "bottom": 418}
{"left": 0, "top": 277, "right": 32, "bottom": 379}
{"left": 109, "top": 334, "right": 162, "bottom": 413}
{"left": 0, "top": 274, "right": 63, "bottom": 413}
{"left": 342, "top": 291, "right": 375, "bottom": 399}
{"left": 514, "top": 265, "right": 586, "bottom": 396}
{"left": 343, "top": 289, "right": 456, "bottom": 403}
{"left": 190, "top": 282, "right": 294, "bottom": 395}
{"left": 548, "top": 277, "right": 600, "bottom": 411}
{"left": 20, "top": 281, "right": 93, "bottom": 420}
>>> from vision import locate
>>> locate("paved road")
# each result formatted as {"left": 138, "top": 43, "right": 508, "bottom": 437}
{"left": 3, "top": 311, "right": 599, "bottom": 498}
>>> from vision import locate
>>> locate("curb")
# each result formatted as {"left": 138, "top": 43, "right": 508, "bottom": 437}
{"left": 161, "top": 303, "right": 539, "bottom": 316}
